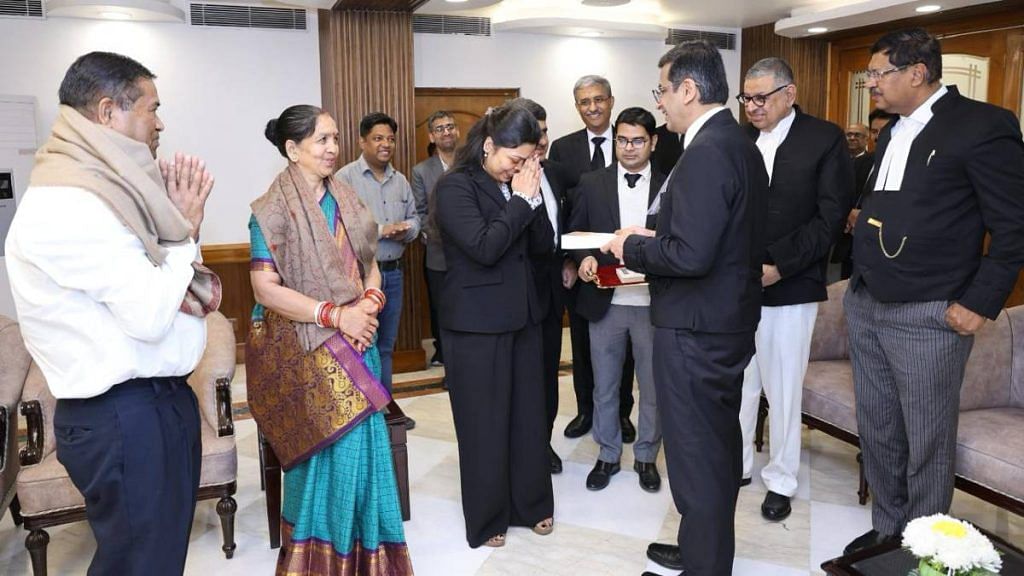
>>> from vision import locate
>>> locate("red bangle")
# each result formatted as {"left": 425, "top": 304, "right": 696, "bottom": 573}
{"left": 364, "top": 288, "right": 386, "bottom": 309}
{"left": 318, "top": 302, "right": 335, "bottom": 328}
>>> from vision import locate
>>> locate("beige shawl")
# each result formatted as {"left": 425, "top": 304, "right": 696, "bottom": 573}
{"left": 30, "top": 105, "right": 220, "bottom": 317}
{"left": 250, "top": 163, "right": 378, "bottom": 352}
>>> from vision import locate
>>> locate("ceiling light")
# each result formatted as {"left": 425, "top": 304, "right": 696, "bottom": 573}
{"left": 580, "top": 30, "right": 603, "bottom": 37}
{"left": 580, "top": 0, "right": 631, "bottom": 6}
{"left": 47, "top": 0, "right": 185, "bottom": 21}
{"left": 916, "top": 4, "right": 942, "bottom": 12}
{"left": 444, "top": 0, "right": 469, "bottom": 3}
{"left": 807, "top": 27, "right": 828, "bottom": 34}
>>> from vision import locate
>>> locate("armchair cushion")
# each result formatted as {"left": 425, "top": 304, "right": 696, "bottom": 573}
{"left": 802, "top": 359, "right": 858, "bottom": 435}
{"left": 809, "top": 281, "right": 850, "bottom": 362}
{"left": 956, "top": 407, "right": 1024, "bottom": 502}
{"left": 958, "top": 309, "right": 1013, "bottom": 412}
{"left": 15, "top": 452, "right": 84, "bottom": 517}
{"left": 199, "top": 424, "right": 237, "bottom": 488}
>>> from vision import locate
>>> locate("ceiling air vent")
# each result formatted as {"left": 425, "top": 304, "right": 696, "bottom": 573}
{"left": 413, "top": 14, "right": 490, "bottom": 37}
{"left": 0, "top": 0, "right": 43, "bottom": 18}
{"left": 665, "top": 29, "right": 736, "bottom": 50}
{"left": 190, "top": 3, "right": 306, "bottom": 30}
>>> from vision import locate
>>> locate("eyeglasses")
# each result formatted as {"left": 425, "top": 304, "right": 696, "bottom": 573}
{"left": 735, "top": 84, "right": 790, "bottom": 107}
{"left": 576, "top": 95, "right": 610, "bottom": 108}
{"left": 614, "top": 137, "right": 649, "bottom": 149}
{"left": 651, "top": 85, "right": 668, "bottom": 103}
{"left": 865, "top": 65, "right": 909, "bottom": 81}
{"left": 431, "top": 123, "right": 457, "bottom": 134}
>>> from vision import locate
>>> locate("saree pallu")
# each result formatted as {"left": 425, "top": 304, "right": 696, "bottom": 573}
{"left": 248, "top": 312, "right": 413, "bottom": 576}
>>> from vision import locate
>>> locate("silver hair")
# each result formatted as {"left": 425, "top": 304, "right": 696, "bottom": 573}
{"left": 745, "top": 57, "right": 795, "bottom": 86}
{"left": 573, "top": 75, "right": 613, "bottom": 98}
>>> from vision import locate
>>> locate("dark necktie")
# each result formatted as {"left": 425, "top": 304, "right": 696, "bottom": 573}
{"left": 625, "top": 173, "right": 641, "bottom": 188}
{"left": 591, "top": 137, "right": 606, "bottom": 170}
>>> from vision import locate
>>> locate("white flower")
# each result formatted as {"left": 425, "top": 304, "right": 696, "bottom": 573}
{"left": 902, "top": 514, "right": 1002, "bottom": 574}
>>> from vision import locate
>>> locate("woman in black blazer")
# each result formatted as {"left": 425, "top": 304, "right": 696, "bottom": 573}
{"left": 435, "top": 102, "right": 555, "bottom": 549}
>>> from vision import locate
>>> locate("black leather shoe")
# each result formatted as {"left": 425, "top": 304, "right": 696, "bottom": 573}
{"left": 585, "top": 460, "right": 620, "bottom": 491}
{"left": 646, "top": 542, "right": 684, "bottom": 570}
{"left": 621, "top": 417, "right": 636, "bottom": 443}
{"left": 739, "top": 477, "right": 752, "bottom": 487}
{"left": 634, "top": 461, "right": 661, "bottom": 492}
{"left": 549, "top": 445, "right": 563, "bottom": 474}
{"left": 843, "top": 529, "right": 900, "bottom": 556}
{"left": 404, "top": 416, "right": 416, "bottom": 431}
{"left": 761, "top": 491, "right": 791, "bottom": 521}
{"left": 564, "top": 413, "right": 592, "bottom": 438}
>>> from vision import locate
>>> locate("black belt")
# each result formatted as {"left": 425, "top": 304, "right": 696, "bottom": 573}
{"left": 379, "top": 260, "right": 402, "bottom": 271}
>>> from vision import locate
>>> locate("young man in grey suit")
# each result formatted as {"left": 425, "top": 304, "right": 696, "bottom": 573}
{"left": 844, "top": 27, "right": 1024, "bottom": 555}
{"left": 606, "top": 41, "right": 768, "bottom": 576}
{"left": 570, "top": 107, "right": 666, "bottom": 494}
{"left": 412, "top": 110, "right": 460, "bottom": 369}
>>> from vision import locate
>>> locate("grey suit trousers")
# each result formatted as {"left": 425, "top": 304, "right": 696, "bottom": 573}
{"left": 844, "top": 286, "right": 973, "bottom": 534}
{"left": 588, "top": 304, "right": 662, "bottom": 463}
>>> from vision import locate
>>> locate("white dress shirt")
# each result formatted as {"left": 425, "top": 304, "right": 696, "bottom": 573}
{"left": 755, "top": 107, "right": 797, "bottom": 183}
{"left": 612, "top": 163, "right": 652, "bottom": 307}
{"left": 540, "top": 173, "right": 559, "bottom": 246}
{"left": 874, "top": 84, "right": 948, "bottom": 191}
{"left": 587, "top": 127, "right": 614, "bottom": 168}
{"left": 5, "top": 187, "right": 207, "bottom": 399}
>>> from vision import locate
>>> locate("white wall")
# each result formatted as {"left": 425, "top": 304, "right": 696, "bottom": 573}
{"left": 0, "top": 15, "right": 322, "bottom": 248}
{"left": 414, "top": 31, "right": 743, "bottom": 142}
{"left": 0, "top": 15, "right": 320, "bottom": 319}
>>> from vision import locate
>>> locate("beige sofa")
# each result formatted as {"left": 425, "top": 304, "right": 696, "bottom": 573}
{"left": 791, "top": 280, "right": 1024, "bottom": 515}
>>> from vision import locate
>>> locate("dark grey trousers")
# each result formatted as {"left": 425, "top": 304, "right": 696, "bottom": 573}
{"left": 844, "top": 286, "right": 973, "bottom": 534}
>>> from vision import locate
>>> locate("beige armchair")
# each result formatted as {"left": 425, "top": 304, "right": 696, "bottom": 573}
{"left": 0, "top": 315, "right": 32, "bottom": 525}
{"left": 15, "top": 311, "right": 239, "bottom": 575}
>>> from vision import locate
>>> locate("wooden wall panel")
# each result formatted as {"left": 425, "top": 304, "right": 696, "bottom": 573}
{"left": 740, "top": 23, "right": 830, "bottom": 121}
{"left": 202, "top": 243, "right": 253, "bottom": 361}
{"left": 319, "top": 9, "right": 426, "bottom": 372}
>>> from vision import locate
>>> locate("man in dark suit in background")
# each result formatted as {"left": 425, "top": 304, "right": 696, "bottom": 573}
{"left": 511, "top": 97, "right": 579, "bottom": 474}
{"left": 412, "top": 110, "right": 460, "bottom": 370}
{"left": 570, "top": 107, "right": 666, "bottom": 494}
{"left": 830, "top": 122, "right": 871, "bottom": 281}
{"left": 550, "top": 75, "right": 637, "bottom": 442}
{"left": 735, "top": 57, "right": 852, "bottom": 523}
{"left": 651, "top": 123, "right": 683, "bottom": 176}
{"left": 605, "top": 40, "right": 768, "bottom": 576}
{"left": 843, "top": 28, "right": 1024, "bottom": 555}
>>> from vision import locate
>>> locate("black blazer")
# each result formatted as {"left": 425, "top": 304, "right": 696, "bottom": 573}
{"left": 435, "top": 166, "right": 555, "bottom": 333}
{"left": 831, "top": 151, "right": 874, "bottom": 265}
{"left": 532, "top": 159, "right": 579, "bottom": 316}
{"left": 744, "top": 109, "right": 853, "bottom": 306}
{"left": 549, "top": 127, "right": 616, "bottom": 182}
{"left": 623, "top": 109, "right": 769, "bottom": 333}
{"left": 651, "top": 123, "right": 683, "bottom": 177}
{"left": 568, "top": 164, "right": 666, "bottom": 322}
{"left": 851, "top": 86, "right": 1024, "bottom": 319}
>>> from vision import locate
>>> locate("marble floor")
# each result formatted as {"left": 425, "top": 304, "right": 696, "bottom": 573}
{"left": 0, "top": 336, "right": 1021, "bottom": 575}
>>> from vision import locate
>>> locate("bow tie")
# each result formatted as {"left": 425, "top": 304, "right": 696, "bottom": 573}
{"left": 625, "top": 173, "right": 642, "bottom": 188}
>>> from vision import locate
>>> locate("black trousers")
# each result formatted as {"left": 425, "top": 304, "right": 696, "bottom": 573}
{"left": 654, "top": 327, "right": 754, "bottom": 576}
{"left": 565, "top": 284, "right": 636, "bottom": 419}
{"left": 540, "top": 297, "right": 563, "bottom": 441}
{"left": 442, "top": 324, "right": 554, "bottom": 548}
{"left": 424, "top": 264, "right": 446, "bottom": 362}
{"left": 54, "top": 376, "right": 202, "bottom": 576}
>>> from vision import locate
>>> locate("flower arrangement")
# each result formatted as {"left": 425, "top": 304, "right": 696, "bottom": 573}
{"left": 902, "top": 514, "right": 1002, "bottom": 575}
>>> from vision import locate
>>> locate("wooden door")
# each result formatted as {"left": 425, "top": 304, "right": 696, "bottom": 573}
{"left": 402, "top": 87, "right": 519, "bottom": 367}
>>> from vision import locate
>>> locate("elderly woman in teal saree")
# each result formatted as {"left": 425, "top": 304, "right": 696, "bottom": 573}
{"left": 246, "top": 105, "right": 413, "bottom": 575}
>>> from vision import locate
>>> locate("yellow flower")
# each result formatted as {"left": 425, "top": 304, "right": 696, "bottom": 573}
{"left": 932, "top": 519, "right": 967, "bottom": 539}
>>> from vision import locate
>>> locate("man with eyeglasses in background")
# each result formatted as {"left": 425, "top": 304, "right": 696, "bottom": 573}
{"left": 843, "top": 28, "right": 1024, "bottom": 555}
{"left": 830, "top": 122, "right": 873, "bottom": 281}
{"left": 412, "top": 110, "right": 459, "bottom": 371}
{"left": 550, "top": 75, "right": 638, "bottom": 446}
{"left": 735, "top": 57, "right": 852, "bottom": 524}
{"left": 568, "top": 107, "right": 666, "bottom": 494}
